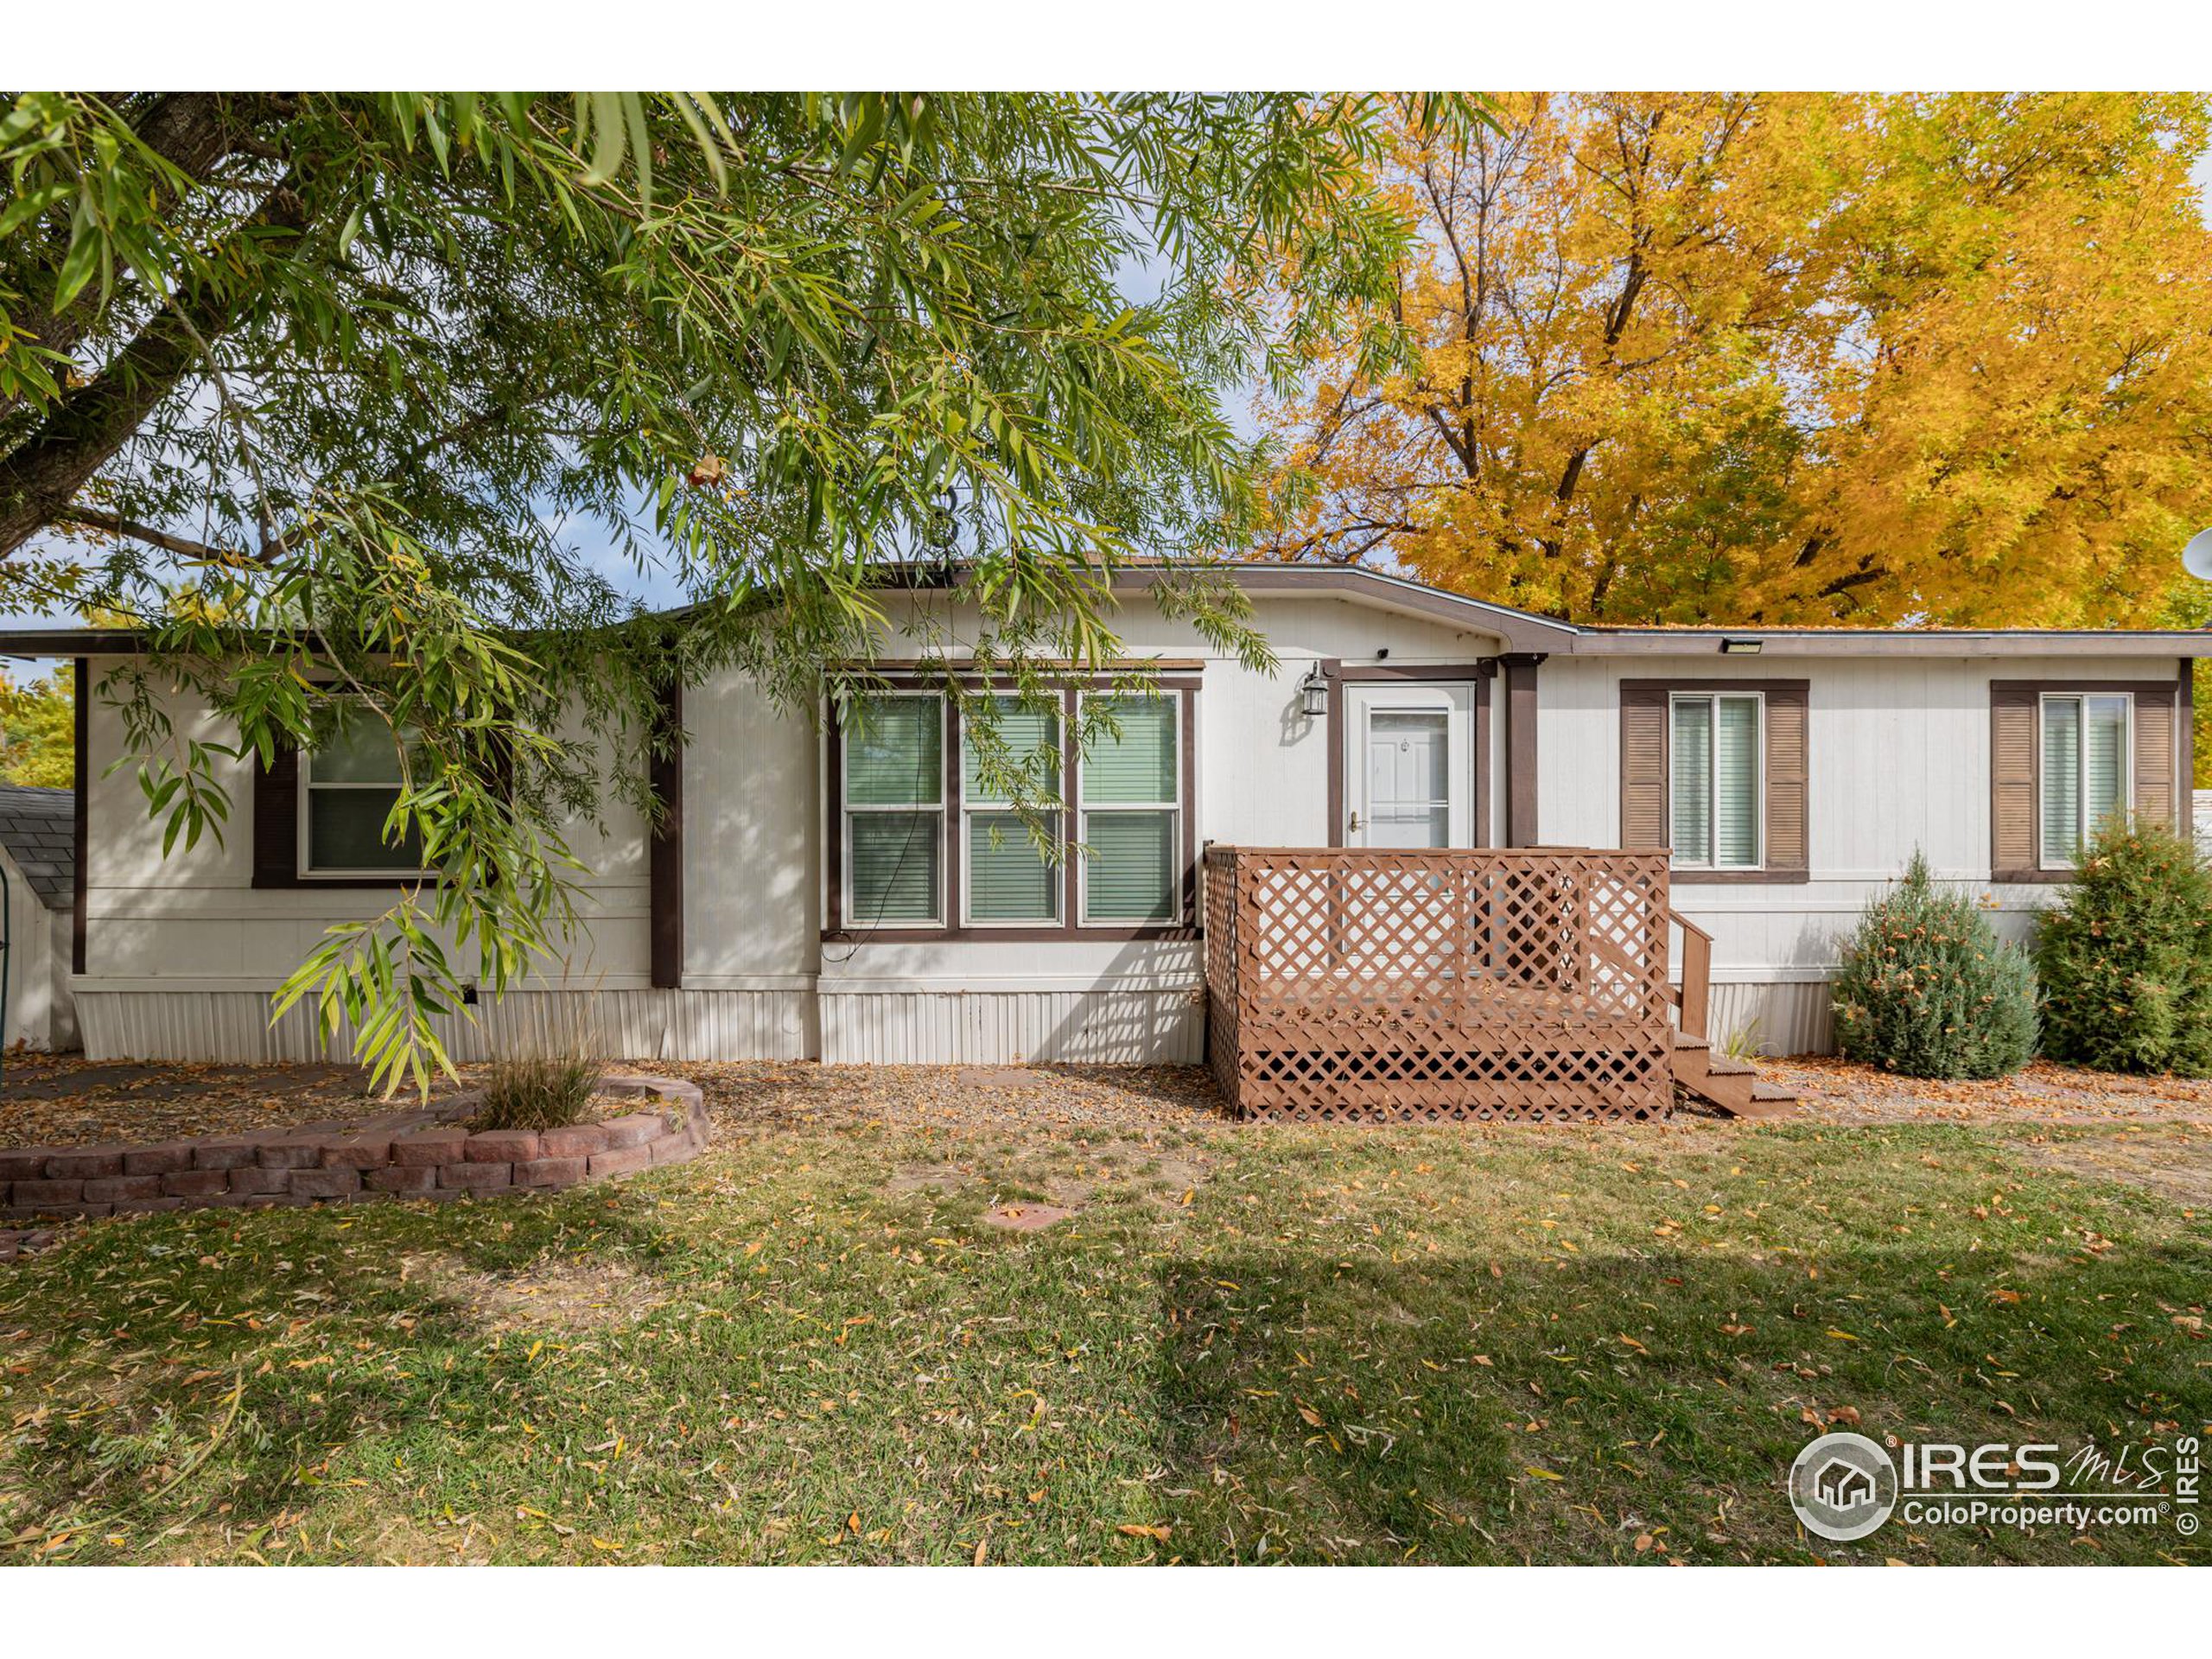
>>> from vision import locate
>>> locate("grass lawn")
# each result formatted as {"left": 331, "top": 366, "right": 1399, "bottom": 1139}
{"left": 3, "top": 1064, "right": 2207, "bottom": 1565}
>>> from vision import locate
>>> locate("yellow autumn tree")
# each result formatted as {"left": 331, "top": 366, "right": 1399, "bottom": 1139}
{"left": 1259, "top": 92, "right": 2212, "bottom": 628}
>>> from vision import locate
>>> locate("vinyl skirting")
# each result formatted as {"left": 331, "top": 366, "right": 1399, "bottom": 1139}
{"left": 74, "top": 978, "right": 1835, "bottom": 1065}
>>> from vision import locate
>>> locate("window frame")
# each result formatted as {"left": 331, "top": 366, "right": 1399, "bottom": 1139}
{"left": 838, "top": 690, "right": 949, "bottom": 931}
{"left": 957, "top": 696, "right": 1064, "bottom": 930}
{"left": 296, "top": 709, "right": 429, "bottom": 880}
{"left": 2037, "top": 690, "right": 2133, "bottom": 870}
{"left": 1667, "top": 690, "right": 1765, "bottom": 873}
{"left": 1075, "top": 690, "right": 1185, "bottom": 928}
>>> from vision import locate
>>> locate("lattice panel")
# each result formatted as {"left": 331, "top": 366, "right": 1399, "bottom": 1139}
{"left": 1200, "top": 846, "right": 1671, "bottom": 1122}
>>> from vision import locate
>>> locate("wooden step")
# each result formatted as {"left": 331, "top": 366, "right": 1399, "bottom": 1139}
{"left": 1668, "top": 1031, "right": 1798, "bottom": 1120}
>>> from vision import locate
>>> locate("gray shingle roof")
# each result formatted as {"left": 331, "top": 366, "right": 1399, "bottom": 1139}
{"left": 0, "top": 783, "right": 74, "bottom": 910}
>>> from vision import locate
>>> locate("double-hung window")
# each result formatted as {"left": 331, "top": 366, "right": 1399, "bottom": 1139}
{"left": 301, "top": 713, "right": 426, "bottom": 875}
{"left": 1078, "top": 694, "right": 1181, "bottom": 924}
{"left": 842, "top": 694, "right": 945, "bottom": 925}
{"left": 1669, "top": 692, "right": 1762, "bottom": 870}
{"left": 2039, "top": 692, "right": 2131, "bottom": 868}
{"left": 962, "top": 697, "right": 1062, "bottom": 926}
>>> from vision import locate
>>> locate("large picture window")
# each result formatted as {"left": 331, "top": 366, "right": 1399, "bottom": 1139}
{"left": 2040, "top": 692, "right": 2131, "bottom": 868}
{"left": 841, "top": 694, "right": 945, "bottom": 926}
{"left": 830, "top": 683, "right": 1191, "bottom": 936}
{"left": 962, "top": 697, "right": 1061, "bottom": 925}
{"left": 1078, "top": 694, "right": 1181, "bottom": 925}
{"left": 301, "top": 715, "right": 425, "bottom": 874}
{"left": 1669, "top": 692, "right": 1762, "bottom": 871}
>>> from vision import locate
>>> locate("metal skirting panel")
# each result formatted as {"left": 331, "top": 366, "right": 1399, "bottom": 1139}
{"left": 819, "top": 988, "right": 1205, "bottom": 1065}
{"left": 1706, "top": 981, "right": 1835, "bottom": 1057}
{"left": 76, "top": 988, "right": 815, "bottom": 1065}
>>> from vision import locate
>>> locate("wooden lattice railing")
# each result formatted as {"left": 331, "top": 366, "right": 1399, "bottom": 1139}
{"left": 1201, "top": 845, "right": 1674, "bottom": 1122}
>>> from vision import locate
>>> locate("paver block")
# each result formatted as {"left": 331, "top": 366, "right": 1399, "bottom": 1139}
{"left": 599, "top": 1115, "right": 664, "bottom": 1151}
{"left": 440, "top": 1162, "right": 512, "bottom": 1190}
{"left": 465, "top": 1130, "right": 538, "bottom": 1163}
{"left": 320, "top": 1137, "right": 393, "bottom": 1169}
{"left": 0, "top": 1149, "right": 55, "bottom": 1181}
{"left": 512, "top": 1155, "right": 586, "bottom": 1187}
{"left": 289, "top": 1167, "right": 362, "bottom": 1199}
{"left": 588, "top": 1144, "right": 652, "bottom": 1179}
{"left": 12, "top": 1179, "right": 84, "bottom": 1207}
{"left": 163, "top": 1168, "right": 233, "bottom": 1198}
{"left": 228, "top": 1166, "right": 290, "bottom": 1195}
{"left": 44, "top": 1147, "right": 126, "bottom": 1180}
{"left": 391, "top": 1128, "right": 469, "bottom": 1167}
{"left": 257, "top": 1138, "right": 324, "bottom": 1169}
{"left": 114, "top": 1197, "right": 187, "bottom": 1215}
{"left": 364, "top": 1165, "right": 438, "bottom": 1193}
{"left": 124, "top": 1144, "right": 195, "bottom": 1177}
{"left": 84, "top": 1174, "right": 163, "bottom": 1203}
{"left": 539, "top": 1123, "right": 611, "bottom": 1159}
{"left": 192, "top": 1141, "right": 261, "bottom": 1171}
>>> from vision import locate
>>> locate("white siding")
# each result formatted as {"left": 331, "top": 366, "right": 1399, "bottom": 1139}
{"left": 72, "top": 594, "right": 2183, "bottom": 1065}
{"left": 1543, "top": 652, "right": 2186, "bottom": 1050}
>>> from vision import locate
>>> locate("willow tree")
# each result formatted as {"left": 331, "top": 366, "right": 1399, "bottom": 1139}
{"left": 1259, "top": 92, "right": 2212, "bottom": 628}
{"left": 0, "top": 91, "right": 1477, "bottom": 1088}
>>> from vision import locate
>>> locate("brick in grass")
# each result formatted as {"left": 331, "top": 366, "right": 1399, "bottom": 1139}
{"left": 191, "top": 1140, "right": 261, "bottom": 1171}
{"left": 319, "top": 1137, "right": 393, "bottom": 1169}
{"left": 0, "top": 1148, "right": 57, "bottom": 1182}
{"left": 257, "top": 1137, "right": 324, "bottom": 1170}
{"left": 588, "top": 1144, "right": 652, "bottom": 1179}
{"left": 464, "top": 1130, "right": 538, "bottom": 1163}
{"left": 365, "top": 1165, "right": 438, "bottom": 1194}
{"left": 512, "top": 1155, "right": 586, "bottom": 1187}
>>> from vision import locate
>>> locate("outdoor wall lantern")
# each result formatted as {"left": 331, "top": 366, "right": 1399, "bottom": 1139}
{"left": 1299, "top": 664, "right": 1330, "bottom": 717}
{"left": 1719, "top": 638, "right": 1764, "bottom": 655}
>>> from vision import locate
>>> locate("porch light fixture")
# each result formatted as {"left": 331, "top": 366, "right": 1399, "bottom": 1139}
{"left": 1299, "top": 664, "right": 1330, "bottom": 717}
{"left": 1719, "top": 638, "right": 1764, "bottom": 655}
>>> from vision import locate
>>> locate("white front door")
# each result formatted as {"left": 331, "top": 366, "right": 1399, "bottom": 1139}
{"left": 1345, "top": 683, "right": 1475, "bottom": 847}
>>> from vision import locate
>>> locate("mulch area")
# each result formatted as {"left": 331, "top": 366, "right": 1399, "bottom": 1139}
{"left": 1765, "top": 1056, "right": 2212, "bottom": 1127}
{"left": 0, "top": 1057, "right": 450, "bottom": 1147}
{"left": 9, "top": 1050, "right": 2208, "bottom": 1155}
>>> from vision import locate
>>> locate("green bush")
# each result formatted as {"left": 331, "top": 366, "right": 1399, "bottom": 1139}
{"left": 2036, "top": 820, "right": 2212, "bottom": 1076}
{"left": 1832, "top": 853, "right": 2037, "bottom": 1078}
{"left": 471, "top": 1053, "right": 603, "bottom": 1132}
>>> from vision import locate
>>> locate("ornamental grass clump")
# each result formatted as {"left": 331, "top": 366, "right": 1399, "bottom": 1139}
{"left": 2035, "top": 821, "right": 2212, "bottom": 1076}
{"left": 472, "top": 1053, "right": 602, "bottom": 1133}
{"left": 1832, "top": 853, "right": 2037, "bottom": 1079}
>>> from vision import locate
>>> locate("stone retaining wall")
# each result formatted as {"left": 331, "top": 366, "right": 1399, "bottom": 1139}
{"left": 0, "top": 1075, "right": 706, "bottom": 1224}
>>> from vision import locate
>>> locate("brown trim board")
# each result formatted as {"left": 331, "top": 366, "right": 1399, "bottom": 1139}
{"left": 1503, "top": 654, "right": 1543, "bottom": 847}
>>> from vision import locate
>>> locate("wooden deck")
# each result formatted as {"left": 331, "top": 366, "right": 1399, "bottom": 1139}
{"left": 1199, "top": 845, "right": 1795, "bottom": 1122}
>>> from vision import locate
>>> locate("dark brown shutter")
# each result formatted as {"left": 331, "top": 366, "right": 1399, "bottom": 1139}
{"left": 1990, "top": 687, "right": 2037, "bottom": 878}
{"left": 1764, "top": 685, "right": 1808, "bottom": 874}
{"left": 1620, "top": 686, "right": 1669, "bottom": 850}
{"left": 252, "top": 742, "right": 301, "bottom": 888}
{"left": 2133, "top": 687, "right": 2177, "bottom": 832}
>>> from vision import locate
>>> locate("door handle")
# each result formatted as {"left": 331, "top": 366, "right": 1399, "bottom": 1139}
{"left": 1348, "top": 810, "right": 1363, "bottom": 831}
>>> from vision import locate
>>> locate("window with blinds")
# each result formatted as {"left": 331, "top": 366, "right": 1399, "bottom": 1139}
{"left": 962, "top": 697, "right": 1061, "bottom": 925}
{"left": 302, "top": 711, "right": 426, "bottom": 874}
{"left": 1669, "top": 693, "right": 1763, "bottom": 870}
{"left": 2039, "top": 693, "right": 2131, "bottom": 867}
{"left": 842, "top": 694, "right": 944, "bottom": 925}
{"left": 1078, "top": 694, "right": 1180, "bottom": 924}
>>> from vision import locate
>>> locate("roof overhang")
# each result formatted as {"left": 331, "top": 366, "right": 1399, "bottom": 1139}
{"left": 2, "top": 562, "right": 2203, "bottom": 661}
